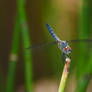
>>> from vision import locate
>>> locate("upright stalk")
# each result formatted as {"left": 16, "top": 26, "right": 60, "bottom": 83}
{"left": 76, "top": 75, "right": 91, "bottom": 92}
{"left": 77, "top": 0, "right": 89, "bottom": 77}
{"left": 17, "top": 0, "right": 33, "bottom": 92}
{"left": 6, "top": 17, "right": 20, "bottom": 92}
{"left": 76, "top": 0, "right": 90, "bottom": 92}
{"left": 58, "top": 58, "right": 71, "bottom": 92}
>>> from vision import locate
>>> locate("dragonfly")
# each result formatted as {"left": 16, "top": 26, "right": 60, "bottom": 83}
{"left": 46, "top": 24, "right": 72, "bottom": 59}
{"left": 27, "top": 24, "right": 92, "bottom": 61}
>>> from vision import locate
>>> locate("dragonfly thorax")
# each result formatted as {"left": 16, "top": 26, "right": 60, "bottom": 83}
{"left": 58, "top": 41, "right": 72, "bottom": 55}
{"left": 58, "top": 41, "right": 67, "bottom": 48}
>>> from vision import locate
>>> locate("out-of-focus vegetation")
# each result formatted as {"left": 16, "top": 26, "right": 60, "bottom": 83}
{"left": 0, "top": 0, "right": 92, "bottom": 92}
{"left": 6, "top": 16, "right": 20, "bottom": 92}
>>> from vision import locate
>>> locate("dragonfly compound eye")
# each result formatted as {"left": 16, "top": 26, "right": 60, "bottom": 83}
{"left": 61, "top": 41, "right": 67, "bottom": 48}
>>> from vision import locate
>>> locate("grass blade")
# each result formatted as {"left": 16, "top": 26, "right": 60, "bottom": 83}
{"left": 6, "top": 17, "right": 20, "bottom": 92}
{"left": 76, "top": 0, "right": 91, "bottom": 92}
{"left": 17, "top": 0, "right": 33, "bottom": 91}
{"left": 58, "top": 58, "right": 71, "bottom": 92}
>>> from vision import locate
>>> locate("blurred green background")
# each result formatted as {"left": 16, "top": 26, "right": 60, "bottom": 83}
{"left": 0, "top": 0, "right": 92, "bottom": 92}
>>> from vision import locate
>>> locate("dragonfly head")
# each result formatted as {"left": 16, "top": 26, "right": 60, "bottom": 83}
{"left": 58, "top": 41, "right": 68, "bottom": 48}
{"left": 57, "top": 41, "right": 72, "bottom": 55}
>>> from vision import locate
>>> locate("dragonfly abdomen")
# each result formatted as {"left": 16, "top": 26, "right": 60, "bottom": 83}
{"left": 46, "top": 24, "right": 61, "bottom": 42}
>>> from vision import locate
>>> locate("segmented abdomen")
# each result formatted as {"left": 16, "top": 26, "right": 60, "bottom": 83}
{"left": 46, "top": 24, "right": 61, "bottom": 41}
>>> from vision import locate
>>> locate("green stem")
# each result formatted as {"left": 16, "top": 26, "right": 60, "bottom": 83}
{"left": 76, "top": 76, "right": 90, "bottom": 92}
{"left": 77, "top": 0, "right": 88, "bottom": 76}
{"left": 17, "top": 0, "right": 33, "bottom": 92}
{"left": 76, "top": 0, "right": 91, "bottom": 92}
{"left": 58, "top": 58, "right": 71, "bottom": 92}
{"left": 6, "top": 17, "right": 20, "bottom": 92}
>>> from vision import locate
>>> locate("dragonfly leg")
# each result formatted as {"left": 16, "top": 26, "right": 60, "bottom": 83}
{"left": 62, "top": 53, "right": 71, "bottom": 62}
{"left": 62, "top": 53, "right": 66, "bottom": 62}
{"left": 66, "top": 54, "right": 71, "bottom": 61}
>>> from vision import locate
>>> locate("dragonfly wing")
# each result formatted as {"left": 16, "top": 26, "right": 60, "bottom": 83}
{"left": 67, "top": 39, "right": 92, "bottom": 43}
{"left": 26, "top": 41, "right": 57, "bottom": 50}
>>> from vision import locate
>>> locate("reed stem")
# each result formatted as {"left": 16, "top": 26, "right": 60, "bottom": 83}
{"left": 58, "top": 58, "right": 71, "bottom": 92}
{"left": 17, "top": 0, "right": 33, "bottom": 91}
{"left": 76, "top": 0, "right": 91, "bottom": 92}
{"left": 76, "top": 75, "right": 91, "bottom": 92}
{"left": 6, "top": 16, "right": 20, "bottom": 92}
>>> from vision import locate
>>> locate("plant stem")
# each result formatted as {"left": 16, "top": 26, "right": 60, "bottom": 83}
{"left": 76, "top": 75, "right": 91, "bottom": 92}
{"left": 17, "top": 0, "right": 33, "bottom": 92}
{"left": 6, "top": 16, "right": 20, "bottom": 92}
{"left": 58, "top": 58, "right": 71, "bottom": 92}
{"left": 77, "top": 0, "right": 89, "bottom": 78}
{"left": 76, "top": 0, "right": 91, "bottom": 92}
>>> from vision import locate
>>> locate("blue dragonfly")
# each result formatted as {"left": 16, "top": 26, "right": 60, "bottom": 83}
{"left": 46, "top": 24, "right": 72, "bottom": 59}
{"left": 27, "top": 24, "right": 92, "bottom": 60}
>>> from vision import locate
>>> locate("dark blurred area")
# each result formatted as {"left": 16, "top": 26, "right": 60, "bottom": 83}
{"left": 0, "top": 0, "right": 92, "bottom": 92}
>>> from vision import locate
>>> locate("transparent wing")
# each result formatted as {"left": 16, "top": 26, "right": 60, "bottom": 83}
{"left": 26, "top": 39, "right": 92, "bottom": 50}
{"left": 26, "top": 41, "right": 57, "bottom": 50}
{"left": 68, "top": 39, "right": 92, "bottom": 43}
